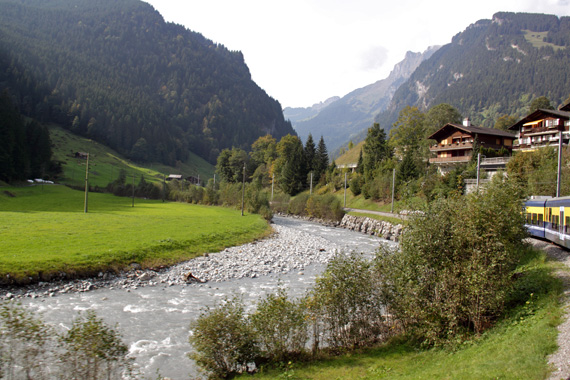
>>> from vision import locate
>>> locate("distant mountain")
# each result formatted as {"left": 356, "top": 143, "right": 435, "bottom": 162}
{"left": 284, "top": 47, "right": 439, "bottom": 151}
{"left": 0, "top": 0, "right": 295, "bottom": 165}
{"left": 376, "top": 12, "right": 570, "bottom": 131}
{"left": 283, "top": 97, "right": 340, "bottom": 124}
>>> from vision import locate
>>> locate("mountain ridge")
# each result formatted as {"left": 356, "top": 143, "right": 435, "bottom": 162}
{"left": 285, "top": 47, "right": 439, "bottom": 151}
{"left": 375, "top": 12, "right": 570, "bottom": 131}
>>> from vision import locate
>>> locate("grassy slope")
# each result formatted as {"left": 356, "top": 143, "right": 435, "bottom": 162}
{"left": 49, "top": 124, "right": 214, "bottom": 188}
{"left": 335, "top": 141, "right": 365, "bottom": 166}
{"left": 0, "top": 185, "right": 269, "bottom": 283}
{"left": 243, "top": 249, "right": 563, "bottom": 380}
{"left": 523, "top": 30, "right": 565, "bottom": 51}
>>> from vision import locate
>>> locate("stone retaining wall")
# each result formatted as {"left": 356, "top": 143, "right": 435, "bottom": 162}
{"left": 339, "top": 214, "right": 404, "bottom": 242}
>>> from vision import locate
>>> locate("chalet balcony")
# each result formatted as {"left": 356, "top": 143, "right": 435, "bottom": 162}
{"left": 430, "top": 141, "right": 473, "bottom": 152}
{"left": 429, "top": 155, "right": 472, "bottom": 164}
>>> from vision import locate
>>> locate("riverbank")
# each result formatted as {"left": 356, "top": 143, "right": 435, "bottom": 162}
{"left": 278, "top": 212, "right": 404, "bottom": 242}
{"left": 1, "top": 219, "right": 343, "bottom": 300}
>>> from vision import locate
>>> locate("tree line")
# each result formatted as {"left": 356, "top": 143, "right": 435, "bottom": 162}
{"left": 216, "top": 133, "right": 330, "bottom": 196}
{"left": 0, "top": 92, "right": 59, "bottom": 183}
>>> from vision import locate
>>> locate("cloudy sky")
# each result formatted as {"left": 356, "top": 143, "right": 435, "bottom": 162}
{"left": 144, "top": 0, "right": 570, "bottom": 108}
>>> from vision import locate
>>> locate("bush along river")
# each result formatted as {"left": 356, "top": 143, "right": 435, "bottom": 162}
{"left": 11, "top": 216, "right": 396, "bottom": 379}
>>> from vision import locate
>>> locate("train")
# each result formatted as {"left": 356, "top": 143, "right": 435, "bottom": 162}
{"left": 525, "top": 196, "right": 570, "bottom": 249}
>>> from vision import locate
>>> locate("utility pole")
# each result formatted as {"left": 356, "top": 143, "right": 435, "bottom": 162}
{"left": 84, "top": 153, "right": 89, "bottom": 213}
{"left": 132, "top": 173, "right": 135, "bottom": 207}
{"left": 241, "top": 162, "right": 246, "bottom": 216}
{"left": 344, "top": 172, "right": 347, "bottom": 207}
{"left": 162, "top": 174, "right": 166, "bottom": 202}
{"left": 476, "top": 153, "right": 481, "bottom": 192}
{"left": 271, "top": 173, "right": 274, "bottom": 202}
{"left": 391, "top": 168, "right": 396, "bottom": 214}
{"left": 557, "top": 131, "right": 563, "bottom": 197}
{"left": 310, "top": 172, "right": 313, "bottom": 195}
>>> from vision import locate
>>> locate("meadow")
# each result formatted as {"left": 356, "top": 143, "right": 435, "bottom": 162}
{"left": 48, "top": 124, "right": 214, "bottom": 188}
{"left": 0, "top": 185, "right": 270, "bottom": 283}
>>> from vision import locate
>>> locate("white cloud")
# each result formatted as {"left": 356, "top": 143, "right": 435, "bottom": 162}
{"left": 361, "top": 46, "right": 389, "bottom": 71}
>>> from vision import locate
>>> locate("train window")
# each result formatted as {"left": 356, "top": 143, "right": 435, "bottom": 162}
{"left": 526, "top": 213, "right": 532, "bottom": 224}
{"left": 532, "top": 213, "right": 538, "bottom": 225}
{"left": 539, "top": 214, "right": 544, "bottom": 227}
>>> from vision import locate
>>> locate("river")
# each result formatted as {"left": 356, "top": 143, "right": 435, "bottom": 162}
{"left": 20, "top": 216, "right": 394, "bottom": 379}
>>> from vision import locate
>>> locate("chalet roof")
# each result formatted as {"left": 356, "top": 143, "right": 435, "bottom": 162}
{"left": 508, "top": 108, "right": 570, "bottom": 131}
{"left": 428, "top": 123, "right": 515, "bottom": 141}
{"left": 560, "top": 102, "right": 570, "bottom": 112}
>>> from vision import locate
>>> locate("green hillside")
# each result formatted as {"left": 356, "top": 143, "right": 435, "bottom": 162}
{"left": 48, "top": 124, "right": 214, "bottom": 188}
{"left": 0, "top": 0, "right": 294, "bottom": 166}
{"left": 335, "top": 140, "right": 365, "bottom": 166}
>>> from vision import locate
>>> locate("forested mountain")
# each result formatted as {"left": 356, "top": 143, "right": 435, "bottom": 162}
{"left": 0, "top": 0, "right": 294, "bottom": 165}
{"left": 376, "top": 12, "right": 570, "bottom": 130}
{"left": 284, "top": 48, "right": 438, "bottom": 151}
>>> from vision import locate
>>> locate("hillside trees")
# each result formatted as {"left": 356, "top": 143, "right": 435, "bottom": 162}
{"left": 424, "top": 103, "right": 463, "bottom": 136}
{"left": 529, "top": 96, "right": 554, "bottom": 113}
{"left": 215, "top": 133, "right": 330, "bottom": 197}
{"left": 0, "top": 92, "right": 55, "bottom": 182}
{"left": 0, "top": 0, "right": 295, "bottom": 166}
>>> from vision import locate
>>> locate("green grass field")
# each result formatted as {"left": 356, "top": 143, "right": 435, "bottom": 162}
{"left": 48, "top": 124, "right": 214, "bottom": 188}
{"left": 0, "top": 185, "right": 269, "bottom": 283}
{"left": 242, "top": 249, "right": 563, "bottom": 379}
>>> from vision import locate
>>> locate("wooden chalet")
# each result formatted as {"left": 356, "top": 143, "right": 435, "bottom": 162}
{"left": 508, "top": 103, "right": 570, "bottom": 151}
{"left": 428, "top": 118, "right": 514, "bottom": 174}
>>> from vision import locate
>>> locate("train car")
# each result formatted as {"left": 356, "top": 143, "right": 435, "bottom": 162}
{"left": 524, "top": 197, "right": 549, "bottom": 239}
{"left": 544, "top": 196, "right": 570, "bottom": 249}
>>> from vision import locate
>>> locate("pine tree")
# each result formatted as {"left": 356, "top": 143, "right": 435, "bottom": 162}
{"left": 356, "top": 149, "right": 364, "bottom": 174}
{"left": 363, "top": 123, "right": 390, "bottom": 181}
{"left": 314, "top": 136, "right": 329, "bottom": 182}
{"left": 304, "top": 133, "right": 316, "bottom": 181}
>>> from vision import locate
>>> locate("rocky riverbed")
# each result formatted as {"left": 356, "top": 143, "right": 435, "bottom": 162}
{"left": 1, "top": 221, "right": 343, "bottom": 300}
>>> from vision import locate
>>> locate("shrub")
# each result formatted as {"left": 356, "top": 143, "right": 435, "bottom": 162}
{"left": 376, "top": 176, "right": 527, "bottom": 345}
{"left": 0, "top": 304, "right": 133, "bottom": 380}
{"left": 288, "top": 193, "right": 310, "bottom": 216}
{"left": 349, "top": 174, "right": 362, "bottom": 196}
{"left": 307, "top": 252, "right": 387, "bottom": 351}
{"left": 305, "top": 194, "right": 344, "bottom": 221}
{"left": 270, "top": 192, "right": 290, "bottom": 214}
{"left": 59, "top": 310, "right": 132, "bottom": 380}
{"left": 0, "top": 302, "right": 56, "bottom": 380}
{"left": 189, "top": 297, "right": 258, "bottom": 379}
{"left": 250, "top": 288, "right": 308, "bottom": 363}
